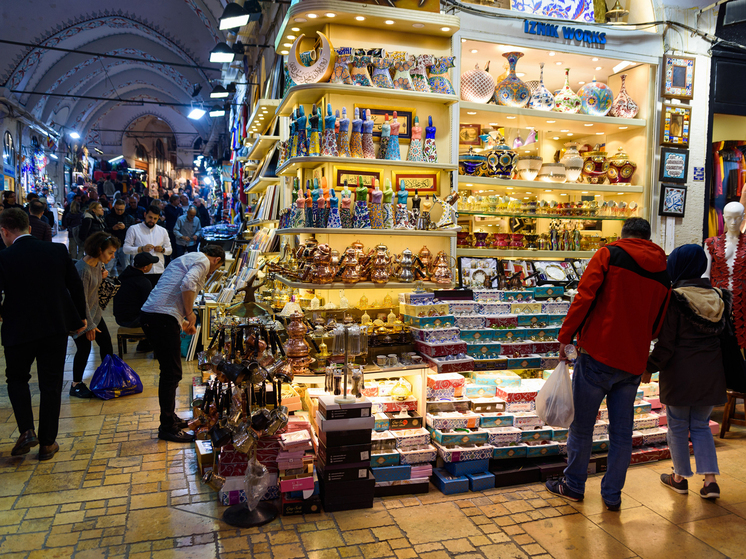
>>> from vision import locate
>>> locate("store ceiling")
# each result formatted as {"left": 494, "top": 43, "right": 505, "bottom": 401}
{"left": 0, "top": 0, "right": 231, "bottom": 149}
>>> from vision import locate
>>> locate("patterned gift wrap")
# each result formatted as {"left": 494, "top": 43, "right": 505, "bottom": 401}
{"left": 492, "top": 443, "right": 528, "bottom": 459}
{"left": 517, "top": 314, "right": 550, "bottom": 326}
{"left": 546, "top": 314, "right": 566, "bottom": 326}
{"left": 426, "top": 386, "right": 456, "bottom": 400}
{"left": 526, "top": 441, "right": 560, "bottom": 458}
{"left": 427, "top": 373, "right": 467, "bottom": 392}
{"left": 486, "top": 427, "right": 522, "bottom": 446}
{"left": 506, "top": 355, "right": 542, "bottom": 369}
{"left": 456, "top": 316, "right": 487, "bottom": 329}
{"left": 469, "top": 398, "right": 507, "bottom": 413}
{"left": 479, "top": 413, "right": 514, "bottom": 428}
{"left": 511, "top": 303, "right": 543, "bottom": 314}
{"left": 467, "top": 342, "right": 504, "bottom": 359}
{"left": 428, "top": 427, "right": 489, "bottom": 447}
{"left": 480, "top": 302, "right": 512, "bottom": 315}
{"left": 398, "top": 444, "right": 438, "bottom": 465}
{"left": 374, "top": 397, "right": 418, "bottom": 413}
{"left": 592, "top": 438, "right": 610, "bottom": 453}
{"left": 426, "top": 398, "right": 472, "bottom": 414}
{"left": 633, "top": 413, "right": 660, "bottom": 431}
{"left": 631, "top": 431, "right": 644, "bottom": 448}
{"left": 372, "top": 431, "right": 397, "bottom": 451}
{"left": 426, "top": 412, "right": 481, "bottom": 431}
{"left": 415, "top": 340, "right": 467, "bottom": 358}
{"left": 472, "top": 290, "right": 502, "bottom": 302}
{"left": 460, "top": 329, "right": 495, "bottom": 342}
{"left": 391, "top": 428, "right": 431, "bottom": 448}
{"left": 449, "top": 301, "right": 480, "bottom": 314}
{"left": 399, "top": 302, "right": 450, "bottom": 316}
{"left": 374, "top": 413, "right": 390, "bottom": 432}
{"left": 422, "top": 354, "right": 475, "bottom": 374}
{"left": 542, "top": 301, "right": 571, "bottom": 314}
{"left": 485, "top": 315, "right": 519, "bottom": 328}
{"left": 434, "top": 442, "right": 495, "bottom": 463}
{"left": 473, "top": 358, "right": 509, "bottom": 372}
{"left": 523, "top": 327, "right": 561, "bottom": 340}
{"left": 371, "top": 451, "right": 400, "bottom": 467}
{"left": 531, "top": 286, "right": 565, "bottom": 298}
{"left": 533, "top": 341, "right": 562, "bottom": 354}
{"left": 520, "top": 427, "right": 553, "bottom": 443}
{"left": 410, "top": 327, "right": 462, "bottom": 344}
{"left": 597, "top": 406, "right": 609, "bottom": 421}
{"left": 634, "top": 401, "right": 653, "bottom": 415}
{"left": 512, "top": 412, "right": 543, "bottom": 428}
{"left": 500, "top": 341, "right": 538, "bottom": 355}
{"left": 402, "top": 314, "right": 456, "bottom": 328}
{"left": 550, "top": 427, "right": 569, "bottom": 441}
{"left": 404, "top": 292, "right": 435, "bottom": 305}
{"left": 465, "top": 384, "right": 497, "bottom": 398}
{"left": 593, "top": 421, "right": 609, "bottom": 437}
{"left": 558, "top": 442, "right": 568, "bottom": 456}
{"left": 506, "top": 401, "right": 537, "bottom": 412}
{"left": 492, "top": 329, "right": 526, "bottom": 342}
{"left": 640, "top": 427, "right": 668, "bottom": 446}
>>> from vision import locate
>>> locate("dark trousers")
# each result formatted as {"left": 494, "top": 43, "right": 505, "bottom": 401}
{"left": 174, "top": 244, "right": 197, "bottom": 258}
{"left": 73, "top": 319, "right": 114, "bottom": 382}
{"left": 140, "top": 312, "right": 182, "bottom": 430}
{"left": 5, "top": 335, "right": 68, "bottom": 445}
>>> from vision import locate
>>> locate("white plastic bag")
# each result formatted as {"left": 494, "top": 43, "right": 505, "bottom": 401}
{"left": 536, "top": 361, "right": 575, "bottom": 428}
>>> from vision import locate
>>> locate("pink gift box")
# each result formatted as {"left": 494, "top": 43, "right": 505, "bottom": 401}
{"left": 495, "top": 386, "right": 538, "bottom": 404}
{"left": 415, "top": 340, "right": 467, "bottom": 358}
{"left": 485, "top": 316, "right": 518, "bottom": 328}
{"left": 279, "top": 474, "right": 315, "bottom": 493}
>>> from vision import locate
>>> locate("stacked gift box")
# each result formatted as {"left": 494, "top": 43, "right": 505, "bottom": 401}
{"left": 315, "top": 395, "right": 376, "bottom": 512}
{"left": 278, "top": 428, "right": 321, "bottom": 516}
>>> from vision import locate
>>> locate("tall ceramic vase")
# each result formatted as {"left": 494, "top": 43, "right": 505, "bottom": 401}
{"left": 553, "top": 68, "right": 581, "bottom": 114}
{"left": 528, "top": 63, "right": 554, "bottom": 111}
{"left": 609, "top": 74, "right": 639, "bottom": 118}
{"left": 495, "top": 52, "right": 530, "bottom": 108}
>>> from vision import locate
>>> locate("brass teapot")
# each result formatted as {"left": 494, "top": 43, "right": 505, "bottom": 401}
{"left": 418, "top": 246, "right": 433, "bottom": 280}
{"left": 339, "top": 247, "right": 363, "bottom": 284}
{"left": 369, "top": 244, "right": 392, "bottom": 284}
{"left": 311, "top": 244, "right": 335, "bottom": 284}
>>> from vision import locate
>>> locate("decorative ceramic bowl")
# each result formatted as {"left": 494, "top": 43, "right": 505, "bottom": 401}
{"left": 516, "top": 155, "right": 542, "bottom": 181}
{"left": 537, "top": 162, "right": 567, "bottom": 183}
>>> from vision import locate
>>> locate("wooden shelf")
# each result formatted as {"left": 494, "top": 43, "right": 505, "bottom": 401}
{"left": 460, "top": 210, "right": 628, "bottom": 221}
{"left": 276, "top": 84, "right": 458, "bottom": 117}
{"left": 457, "top": 175, "right": 644, "bottom": 194}
{"left": 274, "top": 274, "right": 452, "bottom": 290}
{"left": 277, "top": 156, "right": 457, "bottom": 175}
{"left": 245, "top": 135, "right": 279, "bottom": 161}
{"left": 460, "top": 101, "right": 646, "bottom": 136}
{"left": 457, "top": 248, "right": 595, "bottom": 259}
{"left": 246, "top": 219, "right": 279, "bottom": 227}
{"left": 275, "top": 227, "right": 459, "bottom": 237}
{"left": 246, "top": 175, "right": 280, "bottom": 194}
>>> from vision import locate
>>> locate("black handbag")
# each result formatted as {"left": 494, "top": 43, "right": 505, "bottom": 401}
{"left": 98, "top": 276, "right": 121, "bottom": 310}
{"left": 719, "top": 302, "right": 746, "bottom": 392}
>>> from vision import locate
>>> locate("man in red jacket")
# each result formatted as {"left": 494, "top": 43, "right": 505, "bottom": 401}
{"left": 546, "top": 218, "right": 671, "bottom": 511}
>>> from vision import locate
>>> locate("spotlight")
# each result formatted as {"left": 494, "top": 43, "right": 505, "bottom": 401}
{"left": 188, "top": 105, "right": 206, "bottom": 119}
{"left": 209, "top": 107, "right": 226, "bottom": 117}
{"left": 69, "top": 131, "right": 80, "bottom": 139}
{"left": 219, "top": 2, "right": 250, "bottom": 29}
{"left": 210, "top": 85, "right": 229, "bottom": 99}
{"left": 210, "top": 43, "right": 235, "bottom": 63}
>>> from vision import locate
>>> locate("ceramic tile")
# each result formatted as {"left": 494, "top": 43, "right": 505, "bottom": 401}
{"left": 391, "top": 502, "right": 481, "bottom": 545}
{"left": 522, "top": 515, "right": 637, "bottom": 559}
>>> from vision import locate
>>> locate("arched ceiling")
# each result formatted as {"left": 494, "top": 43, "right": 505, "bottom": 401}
{"left": 0, "top": 1, "right": 230, "bottom": 150}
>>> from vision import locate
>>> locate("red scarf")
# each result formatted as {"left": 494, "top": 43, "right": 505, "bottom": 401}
{"left": 706, "top": 233, "right": 746, "bottom": 347}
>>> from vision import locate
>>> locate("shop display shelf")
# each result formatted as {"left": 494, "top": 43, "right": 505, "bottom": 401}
{"left": 457, "top": 175, "right": 644, "bottom": 194}
{"left": 276, "top": 84, "right": 458, "bottom": 117}
{"left": 244, "top": 99, "right": 280, "bottom": 136}
{"left": 274, "top": 0, "right": 460, "bottom": 51}
{"left": 275, "top": 227, "right": 459, "bottom": 237}
{"left": 456, "top": 248, "right": 596, "bottom": 259}
{"left": 274, "top": 274, "right": 452, "bottom": 290}
{"left": 459, "top": 101, "right": 647, "bottom": 135}
{"left": 246, "top": 175, "right": 280, "bottom": 194}
{"left": 293, "top": 365, "right": 428, "bottom": 385}
{"left": 245, "top": 135, "right": 279, "bottom": 161}
{"left": 245, "top": 219, "right": 279, "bottom": 227}
{"left": 459, "top": 210, "right": 628, "bottom": 221}
{"left": 277, "top": 156, "right": 457, "bottom": 175}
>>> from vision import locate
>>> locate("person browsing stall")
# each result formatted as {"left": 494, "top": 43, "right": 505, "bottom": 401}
{"left": 123, "top": 205, "right": 172, "bottom": 283}
{"left": 173, "top": 207, "right": 202, "bottom": 257}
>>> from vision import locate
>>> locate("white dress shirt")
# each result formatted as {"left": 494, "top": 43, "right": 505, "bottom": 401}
{"left": 141, "top": 252, "right": 210, "bottom": 323}
{"left": 123, "top": 222, "right": 172, "bottom": 274}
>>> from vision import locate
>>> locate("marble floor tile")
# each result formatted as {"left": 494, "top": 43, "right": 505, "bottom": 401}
{"left": 522, "top": 515, "right": 637, "bottom": 559}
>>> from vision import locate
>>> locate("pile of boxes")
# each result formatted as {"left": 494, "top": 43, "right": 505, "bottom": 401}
{"left": 278, "top": 426, "right": 320, "bottom": 516}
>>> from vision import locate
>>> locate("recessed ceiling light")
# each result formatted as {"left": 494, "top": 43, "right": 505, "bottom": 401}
{"left": 582, "top": 191, "right": 589, "bottom": 194}
{"left": 467, "top": 111, "right": 477, "bottom": 115}
{"left": 283, "top": 43, "right": 292, "bottom": 47}
{"left": 293, "top": 18, "right": 306, "bottom": 23}
{"left": 441, "top": 27, "right": 451, "bottom": 31}
{"left": 560, "top": 129, "right": 569, "bottom": 132}
{"left": 507, "top": 187, "right": 513, "bottom": 190}
{"left": 325, "top": 13, "right": 336, "bottom": 17}
{"left": 619, "top": 126, "right": 628, "bottom": 130}
{"left": 595, "top": 66, "right": 602, "bottom": 71}
{"left": 307, "top": 13, "right": 317, "bottom": 18}
{"left": 525, "top": 191, "right": 531, "bottom": 194}
{"left": 489, "top": 122, "right": 499, "bottom": 126}
{"left": 516, "top": 72, "right": 525, "bottom": 77}
{"left": 412, "top": 23, "right": 425, "bottom": 28}
{"left": 461, "top": 38, "right": 467, "bottom": 43}
{"left": 524, "top": 150, "right": 531, "bottom": 153}
{"left": 546, "top": 120, "right": 556, "bottom": 123}
{"left": 549, "top": 52, "right": 556, "bottom": 56}
{"left": 524, "top": 197, "right": 529, "bottom": 200}
{"left": 556, "top": 62, "right": 563, "bottom": 65}
{"left": 355, "top": 15, "right": 365, "bottom": 21}
{"left": 291, "top": 27, "right": 300, "bottom": 31}
{"left": 552, "top": 136, "right": 560, "bottom": 140}
{"left": 560, "top": 193, "right": 567, "bottom": 196}
{"left": 592, "top": 57, "right": 599, "bottom": 62}
{"left": 545, "top": 189, "right": 553, "bottom": 192}
{"left": 584, "top": 123, "right": 593, "bottom": 127}
{"left": 507, "top": 116, "right": 516, "bottom": 119}
{"left": 471, "top": 49, "right": 479, "bottom": 54}
{"left": 280, "top": 50, "right": 289, "bottom": 55}
{"left": 595, "top": 194, "right": 601, "bottom": 197}
{"left": 287, "top": 35, "right": 296, "bottom": 40}
{"left": 596, "top": 132, "right": 604, "bottom": 135}
{"left": 578, "top": 81, "right": 586, "bottom": 85}
{"left": 466, "top": 183, "right": 473, "bottom": 187}
{"left": 385, "top": 20, "right": 395, "bottom": 24}
{"left": 617, "top": 192, "right": 624, "bottom": 195}
{"left": 567, "top": 133, "right": 574, "bottom": 136}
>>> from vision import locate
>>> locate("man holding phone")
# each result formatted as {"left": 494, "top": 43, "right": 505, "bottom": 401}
{"left": 123, "top": 204, "right": 172, "bottom": 285}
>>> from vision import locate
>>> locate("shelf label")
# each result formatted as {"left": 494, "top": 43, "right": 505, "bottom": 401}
{"left": 524, "top": 19, "right": 607, "bottom": 46}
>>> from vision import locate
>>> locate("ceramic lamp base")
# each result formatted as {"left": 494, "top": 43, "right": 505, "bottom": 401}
{"left": 223, "top": 501, "right": 278, "bottom": 528}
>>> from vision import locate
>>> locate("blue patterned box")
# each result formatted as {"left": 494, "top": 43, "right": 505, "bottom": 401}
{"left": 374, "top": 413, "right": 390, "bottom": 432}
{"left": 391, "top": 428, "right": 430, "bottom": 449}
{"left": 511, "top": 303, "right": 542, "bottom": 314}
{"left": 460, "top": 329, "right": 495, "bottom": 343}
{"left": 445, "top": 459, "right": 490, "bottom": 477}
{"left": 594, "top": 421, "right": 609, "bottom": 437}
{"left": 542, "top": 301, "right": 571, "bottom": 314}
{"left": 480, "top": 302, "right": 512, "bottom": 315}
{"left": 526, "top": 442, "right": 560, "bottom": 458}
{"left": 551, "top": 427, "right": 569, "bottom": 442}
{"left": 520, "top": 427, "right": 553, "bottom": 443}
{"left": 486, "top": 427, "right": 522, "bottom": 446}
{"left": 473, "top": 290, "right": 502, "bottom": 302}
{"left": 434, "top": 442, "right": 495, "bottom": 463}
{"left": 371, "top": 451, "right": 400, "bottom": 467}
{"left": 432, "top": 468, "right": 469, "bottom": 495}
{"left": 634, "top": 401, "right": 652, "bottom": 415}
{"left": 402, "top": 314, "right": 456, "bottom": 328}
{"left": 372, "top": 465, "right": 411, "bottom": 482}
{"left": 466, "top": 472, "right": 495, "bottom": 492}
{"left": 635, "top": 389, "right": 645, "bottom": 402}
{"left": 456, "top": 316, "right": 486, "bottom": 329}
{"left": 506, "top": 355, "right": 542, "bottom": 369}
{"left": 592, "top": 438, "right": 610, "bottom": 453}
{"left": 398, "top": 444, "right": 437, "bottom": 465}
{"left": 410, "top": 327, "right": 461, "bottom": 344}
{"left": 517, "top": 314, "right": 550, "bottom": 326}
{"left": 473, "top": 358, "right": 509, "bottom": 371}
{"left": 492, "top": 444, "right": 528, "bottom": 459}
{"left": 467, "top": 342, "right": 503, "bottom": 360}
{"left": 465, "top": 384, "right": 497, "bottom": 398}
{"left": 506, "top": 400, "right": 537, "bottom": 412}
{"left": 428, "top": 427, "right": 489, "bottom": 447}
{"left": 472, "top": 371, "right": 521, "bottom": 388}
{"left": 500, "top": 291, "right": 533, "bottom": 301}
{"left": 449, "top": 301, "right": 480, "bottom": 314}
{"left": 492, "top": 329, "right": 526, "bottom": 342}
{"left": 512, "top": 412, "right": 543, "bottom": 427}
{"left": 426, "top": 412, "right": 481, "bottom": 431}
{"left": 531, "top": 286, "right": 565, "bottom": 298}
{"left": 426, "top": 387, "right": 456, "bottom": 400}
{"left": 405, "top": 292, "right": 435, "bottom": 305}
{"left": 479, "top": 413, "right": 514, "bottom": 428}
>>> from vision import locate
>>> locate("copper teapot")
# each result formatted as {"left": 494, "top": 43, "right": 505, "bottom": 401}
{"left": 311, "top": 244, "right": 335, "bottom": 284}
{"left": 431, "top": 251, "right": 456, "bottom": 285}
{"left": 284, "top": 312, "right": 309, "bottom": 358}
{"left": 418, "top": 246, "right": 432, "bottom": 280}
{"left": 339, "top": 247, "right": 363, "bottom": 284}
{"left": 370, "top": 244, "right": 392, "bottom": 284}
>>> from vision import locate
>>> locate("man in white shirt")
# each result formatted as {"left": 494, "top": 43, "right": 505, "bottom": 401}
{"left": 123, "top": 205, "right": 172, "bottom": 283}
{"left": 140, "top": 245, "right": 225, "bottom": 442}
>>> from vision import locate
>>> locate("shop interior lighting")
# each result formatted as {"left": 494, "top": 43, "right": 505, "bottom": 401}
{"left": 280, "top": 50, "right": 289, "bottom": 55}
{"left": 49, "top": 153, "right": 58, "bottom": 160}
{"left": 385, "top": 20, "right": 395, "bottom": 24}
{"left": 578, "top": 81, "right": 586, "bottom": 85}
{"left": 470, "top": 49, "right": 479, "bottom": 53}
{"left": 617, "top": 192, "right": 625, "bottom": 195}
{"left": 546, "top": 120, "right": 556, "bottom": 123}
{"left": 549, "top": 52, "right": 556, "bottom": 56}
{"left": 553, "top": 136, "right": 560, "bottom": 140}
{"left": 109, "top": 155, "right": 124, "bottom": 163}
{"left": 283, "top": 43, "right": 292, "bottom": 47}
{"left": 595, "top": 66, "right": 603, "bottom": 70}
{"left": 210, "top": 42, "right": 235, "bottom": 63}
{"left": 287, "top": 35, "right": 296, "bottom": 40}
{"left": 210, "top": 85, "right": 229, "bottom": 99}
{"left": 619, "top": 126, "right": 628, "bottom": 130}
{"left": 461, "top": 38, "right": 467, "bottom": 43}
{"left": 613, "top": 61, "right": 633, "bottom": 73}
{"left": 219, "top": 2, "right": 251, "bottom": 30}
{"left": 516, "top": 73, "right": 525, "bottom": 77}
{"left": 355, "top": 16, "right": 365, "bottom": 21}
{"left": 413, "top": 23, "right": 424, "bottom": 28}
{"left": 584, "top": 123, "right": 593, "bottom": 126}
{"left": 291, "top": 27, "right": 300, "bottom": 31}
{"left": 307, "top": 13, "right": 317, "bottom": 18}
{"left": 94, "top": 147, "right": 104, "bottom": 155}
{"left": 582, "top": 191, "right": 589, "bottom": 194}
{"left": 325, "top": 13, "right": 336, "bottom": 17}
{"left": 69, "top": 131, "right": 81, "bottom": 139}
{"left": 441, "top": 27, "right": 451, "bottom": 31}
{"left": 566, "top": 132, "right": 573, "bottom": 136}
{"left": 555, "top": 61, "right": 563, "bottom": 65}
{"left": 506, "top": 116, "right": 516, "bottom": 119}
{"left": 209, "top": 107, "right": 226, "bottom": 117}
{"left": 467, "top": 111, "right": 477, "bottom": 115}
{"left": 596, "top": 132, "right": 604, "bottom": 135}
{"left": 293, "top": 17, "right": 306, "bottom": 22}
{"left": 188, "top": 105, "right": 206, "bottom": 119}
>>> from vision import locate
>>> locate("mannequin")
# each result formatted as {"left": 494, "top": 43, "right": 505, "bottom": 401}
{"left": 328, "top": 188, "right": 341, "bottom": 228}
{"left": 378, "top": 113, "right": 391, "bottom": 160}
{"left": 395, "top": 180, "right": 411, "bottom": 229}
{"left": 385, "top": 111, "right": 402, "bottom": 161}
{"left": 340, "top": 181, "right": 354, "bottom": 229}
{"left": 382, "top": 178, "right": 395, "bottom": 229}
{"left": 362, "top": 109, "right": 376, "bottom": 159}
{"left": 350, "top": 49, "right": 373, "bottom": 87}
{"left": 353, "top": 176, "right": 371, "bottom": 229}
{"left": 335, "top": 110, "right": 342, "bottom": 154}
{"left": 705, "top": 201, "right": 746, "bottom": 346}
{"left": 350, "top": 107, "right": 363, "bottom": 158}
{"left": 296, "top": 106, "right": 308, "bottom": 157}
{"left": 322, "top": 104, "right": 338, "bottom": 156}
{"left": 369, "top": 180, "right": 384, "bottom": 229}
{"left": 371, "top": 53, "right": 394, "bottom": 89}
{"left": 338, "top": 108, "right": 351, "bottom": 157}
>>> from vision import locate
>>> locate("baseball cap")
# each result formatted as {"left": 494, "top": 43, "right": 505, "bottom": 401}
{"left": 134, "top": 253, "right": 159, "bottom": 268}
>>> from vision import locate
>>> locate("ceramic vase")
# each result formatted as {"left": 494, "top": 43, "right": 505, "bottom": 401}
{"left": 609, "top": 74, "right": 639, "bottom": 118}
{"left": 488, "top": 142, "right": 518, "bottom": 179}
{"left": 461, "top": 62, "right": 496, "bottom": 104}
{"left": 553, "top": 68, "right": 581, "bottom": 114}
{"left": 578, "top": 78, "right": 613, "bottom": 117}
{"left": 560, "top": 143, "right": 583, "bottom": 182}
{"left": 495, "top": 52, "right": 530, "bottom": 108}
{"left": 427, "top": 56, "right": 456, "bottom": 95}
{"left": 607, "top": 147, "right": 637, "bottom": 184}
{"left": 528, "top": 63, "right": 555, "bottom": 111}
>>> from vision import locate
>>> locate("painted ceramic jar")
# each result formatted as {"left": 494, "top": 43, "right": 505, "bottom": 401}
{"left": 516, "top": 155, "right": 542, "bottom": 181}
{"left": 528, "top": 63, "right": 555, "bottom": 111}
{"left": 578, "top": 78, "right": 613, "bottom": 117}
{"left": 582, "top": 146, "right": 609, "bottom": 184}
{"left": 560, "top": 143, "right": 584, "bottom": 182}
{"left": 461, "top": 62, "right": 496, "bottom": 104}
{"left": 609, "top": 74, "right": 639, "bottom": 119}
{"left": 474, "top": 232, "right": 489, "bottom": 248}
{"left": 607, "top": 147, "right": 638, "bottom": 184}
{"left": 495, "top": 52, "right": 530, "bottom": 108}
{"left": 538, "top": 162, "right": 566, "bottom": 183}
{"left": 459, "top": 148, "right": 488, "bottom": 177}
{"left": 488, "top": 139, "right": 518, "bottom": 179}
{"left": 553, "top": 68, "right": 581, "bottom": 114}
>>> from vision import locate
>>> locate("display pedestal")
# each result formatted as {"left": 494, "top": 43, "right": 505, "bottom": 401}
{"left": 223, "top": 501, "right": 278, "bottom": 527}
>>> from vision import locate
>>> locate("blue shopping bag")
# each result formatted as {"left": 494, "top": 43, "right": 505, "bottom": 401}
{"left": 90, "top": 354, "right": 144, "bottom": 400}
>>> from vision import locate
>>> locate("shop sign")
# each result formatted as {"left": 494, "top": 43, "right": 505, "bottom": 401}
{"left": 2, "top": 162, "right": 13, "bottom": 178}
{"left": 523, "top": 19, "right": 607, "bottom": 46}
{"left": 693, "top": 167, "right": 705, "bottom": 181}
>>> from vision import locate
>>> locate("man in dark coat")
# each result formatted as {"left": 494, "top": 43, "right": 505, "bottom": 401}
{"left": 113, "top": 252, "right": 157, "bottom": 329}
{"left": 0, "top": 209, "right": 87, "bottom": 460}
{"left": 28, "top": 199, "right": 52, "bottom": 242}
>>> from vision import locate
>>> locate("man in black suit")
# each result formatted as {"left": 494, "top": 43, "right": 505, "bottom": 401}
{"left": 0, "top": 209, "right": 87, "bottom": 460}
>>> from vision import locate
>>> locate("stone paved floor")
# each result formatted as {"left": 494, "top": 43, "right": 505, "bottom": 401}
{"left": 1, "top": 309, "right": 746, "bottom": 558}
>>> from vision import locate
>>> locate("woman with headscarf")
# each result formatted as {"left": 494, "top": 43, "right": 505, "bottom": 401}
{"left": 646, "top": 244, "right": 728, "bottom": 500}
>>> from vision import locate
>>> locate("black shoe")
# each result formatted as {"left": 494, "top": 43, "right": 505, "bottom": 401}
{"left": 70, "top": 382, "right": 93, "bottom": 398}
{"left": 11, "top": 429, "right": 39, "bottom": 456}
{"left": 158, "top": 427, "right": 195, "bottom": 443}
{"left": 603, "top": 500, "right": 621, "bottom": 511}
{"left": 174, "top": 416, "right": 189, "bottom": 429}
{"left": 39, "top": 442, "right": 59, "bottom": 461}
{"left": 700, "top": 481, "right": 721, "bottom": 499}
{"left": 545, "top": 479, "right": 584, "bottom": 502}
{"left": 660, "top": 472, "right": 689, "bottom": 494}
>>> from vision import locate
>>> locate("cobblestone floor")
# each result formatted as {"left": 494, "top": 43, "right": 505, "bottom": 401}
{"left": 1, "top": 310, "right": 745, "bottom": 558}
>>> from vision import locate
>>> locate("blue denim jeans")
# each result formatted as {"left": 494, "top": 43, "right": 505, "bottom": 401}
{"left": 666, "top": 405, "right": 719, "bottom": 477}
{"left": 564, "top": 352, "right": 642, "bottom": 505}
